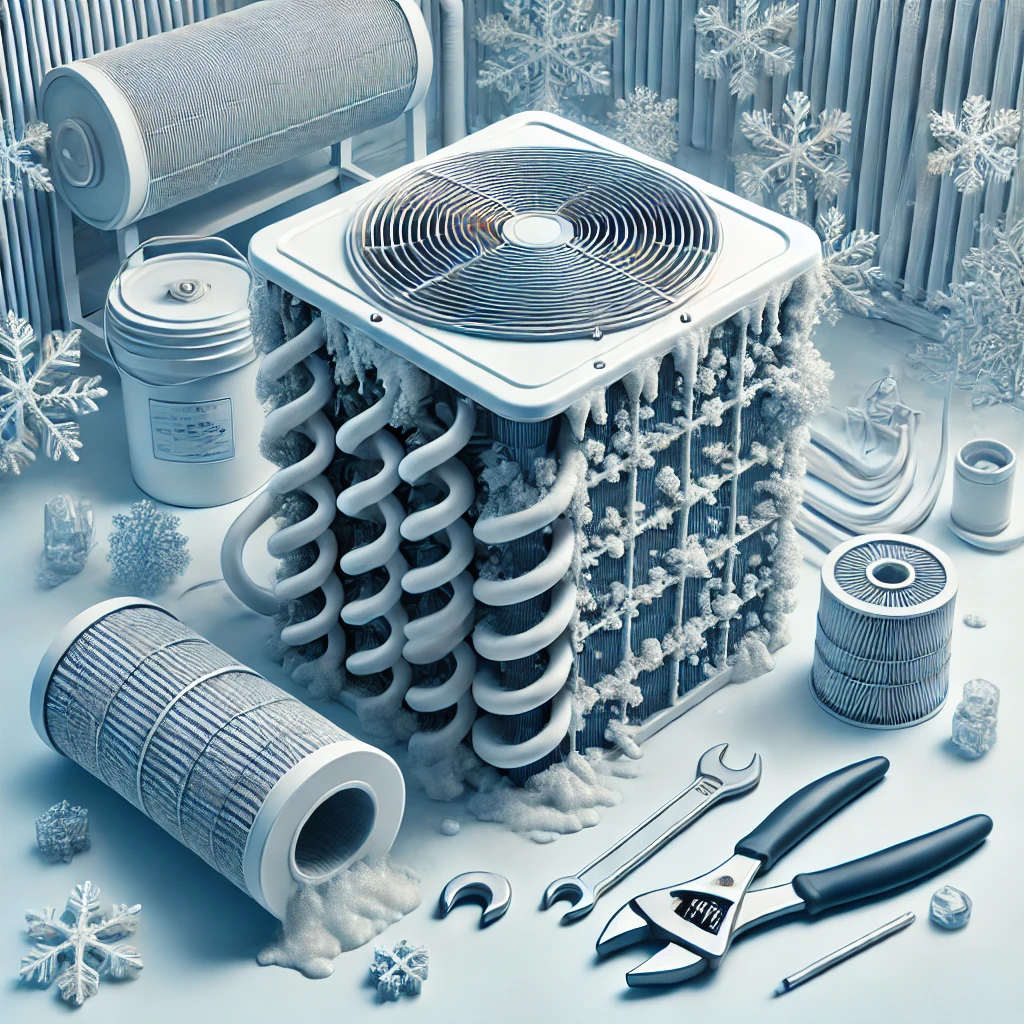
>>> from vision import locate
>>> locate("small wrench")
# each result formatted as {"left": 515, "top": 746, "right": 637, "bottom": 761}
{"left": 542, "top": 743, "right": 762, "bottom": 923}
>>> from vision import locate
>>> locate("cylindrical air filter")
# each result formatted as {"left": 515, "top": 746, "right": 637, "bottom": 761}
{"left": 31, "top": 599, "right": 405, "bottom": 920}
{"left": 812, "top": 534, "right": 958, "bottom": 729}
{"left": 951, "top": 438, "right": 1016, "bottom": 536}
{"left": 40, "top": 0, "right": 432, "bottom": 230}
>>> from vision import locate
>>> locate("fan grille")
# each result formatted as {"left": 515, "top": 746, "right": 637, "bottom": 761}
{"left": 831, "top": 539, "right": 948, "bottom": 609}
{"left": 346, "top": 148, "right": 721, "bottom": 340}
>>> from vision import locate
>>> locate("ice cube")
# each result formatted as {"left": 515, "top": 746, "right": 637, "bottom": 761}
{"left": 439, "top": 817, "right": 460, "bottom": 836}
{"left": 951, "top": 678, "right": 999, "bottom": 759}
{"left": 930, "top": 885, "right": 972, "bottom": 929}
{"left": 38, "top": 495, "right": 94, "bottom": 587}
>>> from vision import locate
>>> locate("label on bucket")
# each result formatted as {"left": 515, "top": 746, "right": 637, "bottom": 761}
{"left": 149, "top": 397, "right": 235, "bottom": 463}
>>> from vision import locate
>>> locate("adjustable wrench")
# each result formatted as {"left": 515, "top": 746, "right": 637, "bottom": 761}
{"left": 542, "top": 743, "right": 761, "bottom": 922}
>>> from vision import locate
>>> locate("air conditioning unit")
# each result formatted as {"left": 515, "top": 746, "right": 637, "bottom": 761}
{"left": 223, "top": 111, "right": 826, "bottom": 787}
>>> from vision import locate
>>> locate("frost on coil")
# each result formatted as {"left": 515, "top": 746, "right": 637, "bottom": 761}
{"left": 736, "top": 91, "right": 852, "bottom": 218}
{"left": 474, "top": 0, "right": 618, "bottom": 116}
{"left": 695, "top": 1, "right": 799, "bottom": 100}
{"left": 927, "top": 96, "right": 1021, "bottom": 195}
{"left": 19, "top": 881, "right": 142, "bottom": 1006}
{"left": 107, "top": 500, "right": 191, "bottom": 596}
{"left": 35, "top": 801, "right": 90, "bottom": 864}
{"left": 0, "top": 312, "right": 107, "bottom": 474}
{"left": 605, "top": 87, "right": 679, "bottom": 163}
{"left": 370, "top": 940, "right": 428, "bottom": 1001}
{"left": 1, "top": 118, "right": 52, "bottom": 199}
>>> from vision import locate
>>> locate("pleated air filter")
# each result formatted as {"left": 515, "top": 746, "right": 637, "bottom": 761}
{"left": 39, "top": 0, "right": 431, "bottom": 230}
{"left": 813, "top": 535, "right": 958, "bottom": 729}
{"left": 32, "top": 599, "right": 405, "bottom": 919}
{"left": 224, "top": 111, "right": 827, "bottom": 786}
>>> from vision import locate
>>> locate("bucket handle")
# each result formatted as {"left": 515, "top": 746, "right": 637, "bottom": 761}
{"left": 107, "top": 234, "right": 254, "bottom": 388}
{"left": 113, "top": 234, "right": 252, "bottom": 306}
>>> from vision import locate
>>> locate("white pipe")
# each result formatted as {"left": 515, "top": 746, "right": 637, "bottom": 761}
{"left": 439, "top": 0, "right": 467, "bottom": 144}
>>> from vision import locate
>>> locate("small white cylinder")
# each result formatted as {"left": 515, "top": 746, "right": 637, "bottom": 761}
{"left": 952, "top": 439, "right": 1016, "bottom": 536}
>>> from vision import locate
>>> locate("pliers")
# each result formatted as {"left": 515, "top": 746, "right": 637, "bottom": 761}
{"left": 596, "top": 756, "right": 993, "bottom": 987}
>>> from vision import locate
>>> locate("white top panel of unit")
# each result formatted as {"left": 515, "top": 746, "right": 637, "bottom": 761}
{"left": 250, "top": 112, "right": 820, "bottom": 421}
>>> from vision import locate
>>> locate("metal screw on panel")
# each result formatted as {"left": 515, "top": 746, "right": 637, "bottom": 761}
{"left": 370, "top": 313, "right": 383, "bottom": 323}
{"left": 592, "top": 326, "right": 603, "bottom": 340}
{"left": 680, "top": 312, "right": 692, "bottom": 324}
{"left": 594, "top": 361, "right": 606, "bottom": 370}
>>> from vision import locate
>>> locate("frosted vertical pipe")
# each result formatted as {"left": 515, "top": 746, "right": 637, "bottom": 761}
{"left": 807, "top": 0, "right": 836, "bottom": 115}
{"left": 950, "top": 0, "right": 1002, "bottom": 281}
{"left": 897, "top": 0, "right": 954, "bottom": 297}
{"left": 876, "top": 0, "right": 929, "bottom": 283}
{"left": 823, "top": 0, "right": 855, "bottom": 114}
{"left": 658, "top": 0, "right": 678, "bottom": 104}
{"left": 624, "top": 0, "right": 637, "bottom": 95}
{"left": 678, "top": 0, "right": 698, "bottom": 150}
{"left": 839, "top": 0, "right": 881, "bottom": 227}
{"left": 855, "top": 0, "right": 902, "bottom": 232}
{"left": 925, "top": 0, "right": 978, "bottom": 293}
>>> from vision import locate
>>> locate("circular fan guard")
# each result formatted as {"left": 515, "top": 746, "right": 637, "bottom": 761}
{"left": 346, "top": 148, "right": 721, "bottom": 341}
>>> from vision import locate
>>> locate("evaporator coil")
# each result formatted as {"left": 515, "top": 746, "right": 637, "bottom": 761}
{"left": 812, "top": 534, "right": 958, "bottom": 728}
{"left": 31, "top": 599, "right": 405, "bottom": 919}
{"left": 39, "top": 0, "right": 431, "bottom": 230}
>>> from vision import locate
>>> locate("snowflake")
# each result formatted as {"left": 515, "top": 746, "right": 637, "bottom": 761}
{"left": 736, "top": 91, "right": 852, "bottom": 218}
{"left": 2, "top": 118, "right": 52, "bottom": 199}
{"left": 107, "top": 500, "right": 192, "bottom": 596}
{"left": 35, "top": 801, "right": 90, "bottom": 864}
{"left": 924, "top": 217, "right": 1024, "bottom": 405}
{"left": 928, "top": 95, "right": 1021, "bottom": 195}
{"left": 19, "top": 881, "right": 143, "bottom": 1006}
{"left": 695, "top": 0, "right": 799, "bottom": 100}
{"left": 606, "top": 86, "right": 679, "bottom": 162}
{"left": 0, "top": 311, "right": 107, "bottom": 474}
{"left": 817, "top": 207, "right": 884, "bottom": 324}
{"left": 370, "top": 939, "right": 428, "bottom": 1001}
{"left": 474, "top": 0, "right": 618, "bottom": 115}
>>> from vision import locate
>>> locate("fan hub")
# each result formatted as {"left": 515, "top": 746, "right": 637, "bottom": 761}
{"left": 501, "top": 212, "right": 574, "bottom": 248}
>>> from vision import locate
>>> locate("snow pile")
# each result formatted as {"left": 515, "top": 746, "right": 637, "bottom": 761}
{"left": 257, "top": 857, "right": 422, "bottom": 980}
{"left": 467, "top": 750, "right": 639, "bottom": 844}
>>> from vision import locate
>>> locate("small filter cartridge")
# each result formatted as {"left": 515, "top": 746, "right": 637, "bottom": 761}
{"left": 31, "top": 599, "right": 406, "bottom": 920}
{"left": 812, "top": 535, "right": 958, "bottom": 729}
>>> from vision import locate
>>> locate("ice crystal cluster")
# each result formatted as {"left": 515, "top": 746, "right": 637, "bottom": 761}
{"left": 35, "top": 801, "right": 90, "bottom": 864}
{"left": 927, "top": 96, "right": 1021, "bottom": 195}
{"left": 925, "top": 217, "right": 1024, "bottom": 405}
{"left": 736, "top": 91, "right": 853, "bottom": 218}
{"left": 695, "top": 1, "right": 799, "bottom": 101}
{"left": 818, "top": 207, "right": 885, "bottom": 325}
{"left": 930, "top": 885, "right": 972, "bottom": 929}
{"left": 474, "top": 0, "right": 618, "bottom": 115}
{"left": 2, "top": 118, "right": 52, "bottom": 199}
{"left": 107, "top": 500, "right": 191, "bottom": 596}
{"left": 0, "top": 312, "right": 106, "bottom": 474}
{"left": 19, "top": 881, "right": 142, "bottom": 1006}
{"left": 606, "top": 86, "right": 679, "bottom": 163}
{"left": 370, "top": 940, "right": 429, "bottom": 1001}
{"left": 951, "top": 678, "right": 999, "bottom": 759}
{"left": 38, "top": 495, "right": 95, "bottom": 587}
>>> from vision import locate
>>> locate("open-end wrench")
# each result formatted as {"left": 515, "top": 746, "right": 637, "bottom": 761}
{"left": 542, "top": 743, "right": 761, "bottom": 923}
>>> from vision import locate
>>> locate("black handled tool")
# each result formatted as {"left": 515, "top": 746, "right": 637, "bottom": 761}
{"left": 621, "top": 815, "right": 992, "bottom": 986}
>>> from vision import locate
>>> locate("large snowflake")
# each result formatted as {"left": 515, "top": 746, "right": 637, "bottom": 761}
{"left": 818, "top": 207, "right": 884, "bottom": 324}
{"left": 695, "top": 0, "right": 799, "bottom": 100}
{"left": 0, "top": 311, "right": 107, "bottom": 474}
{"left": 736, "top": 90, "right": 852, "bottom": 218}
{"left": 925, "top": 217, "right": 1024, "bottom": 405}
{"left": 370, "top": 940, "right": 428, "bottom": 1001}
{"left": 474, "top": 0, "right": 618, "bottom": 115}
{"left": 20, "top": 881, "right": 143, "bottom": 1006}
{"left": 928, "top": 95, "right": 1021, "bottom": 195}
{"left": 2, "top": 118, "right": 51, "bottom": 199}
{"left": 606, "top": 86, "right": 679, "bottom": 162}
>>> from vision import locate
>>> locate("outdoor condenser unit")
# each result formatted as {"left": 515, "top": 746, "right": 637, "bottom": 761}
{"left": 223, "top": 111, "right": 826, "bottom": 785}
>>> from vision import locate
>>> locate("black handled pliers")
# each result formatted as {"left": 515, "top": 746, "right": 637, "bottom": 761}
{"left": 596, "top": 756, "right": 992, "bottom": 987}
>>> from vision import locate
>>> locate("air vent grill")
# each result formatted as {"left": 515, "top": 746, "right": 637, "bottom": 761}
{"left": 346, "top": 147, "right": 721, "bottom": 340}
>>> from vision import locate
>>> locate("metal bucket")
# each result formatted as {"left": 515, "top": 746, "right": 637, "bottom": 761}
{"left": 105, "top": 236, "right": 273, "bottom": 508}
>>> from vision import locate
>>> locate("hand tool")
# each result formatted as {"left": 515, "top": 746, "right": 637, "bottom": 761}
{"left": 542, "top": 743, "right": 761, "bottom": 923}
{"left": 439, "top": 872, "right": 512, "bottom": 926}
{"left": 597, "top": 757, "right": 991, "bottom": 987}
{"left": 774, "top": 910, "right": 915, "bottom": 996}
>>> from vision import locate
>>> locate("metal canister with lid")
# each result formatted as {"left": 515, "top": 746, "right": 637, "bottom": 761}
{"left": 105, "top": 236, "right": 272, "bottom": 507}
